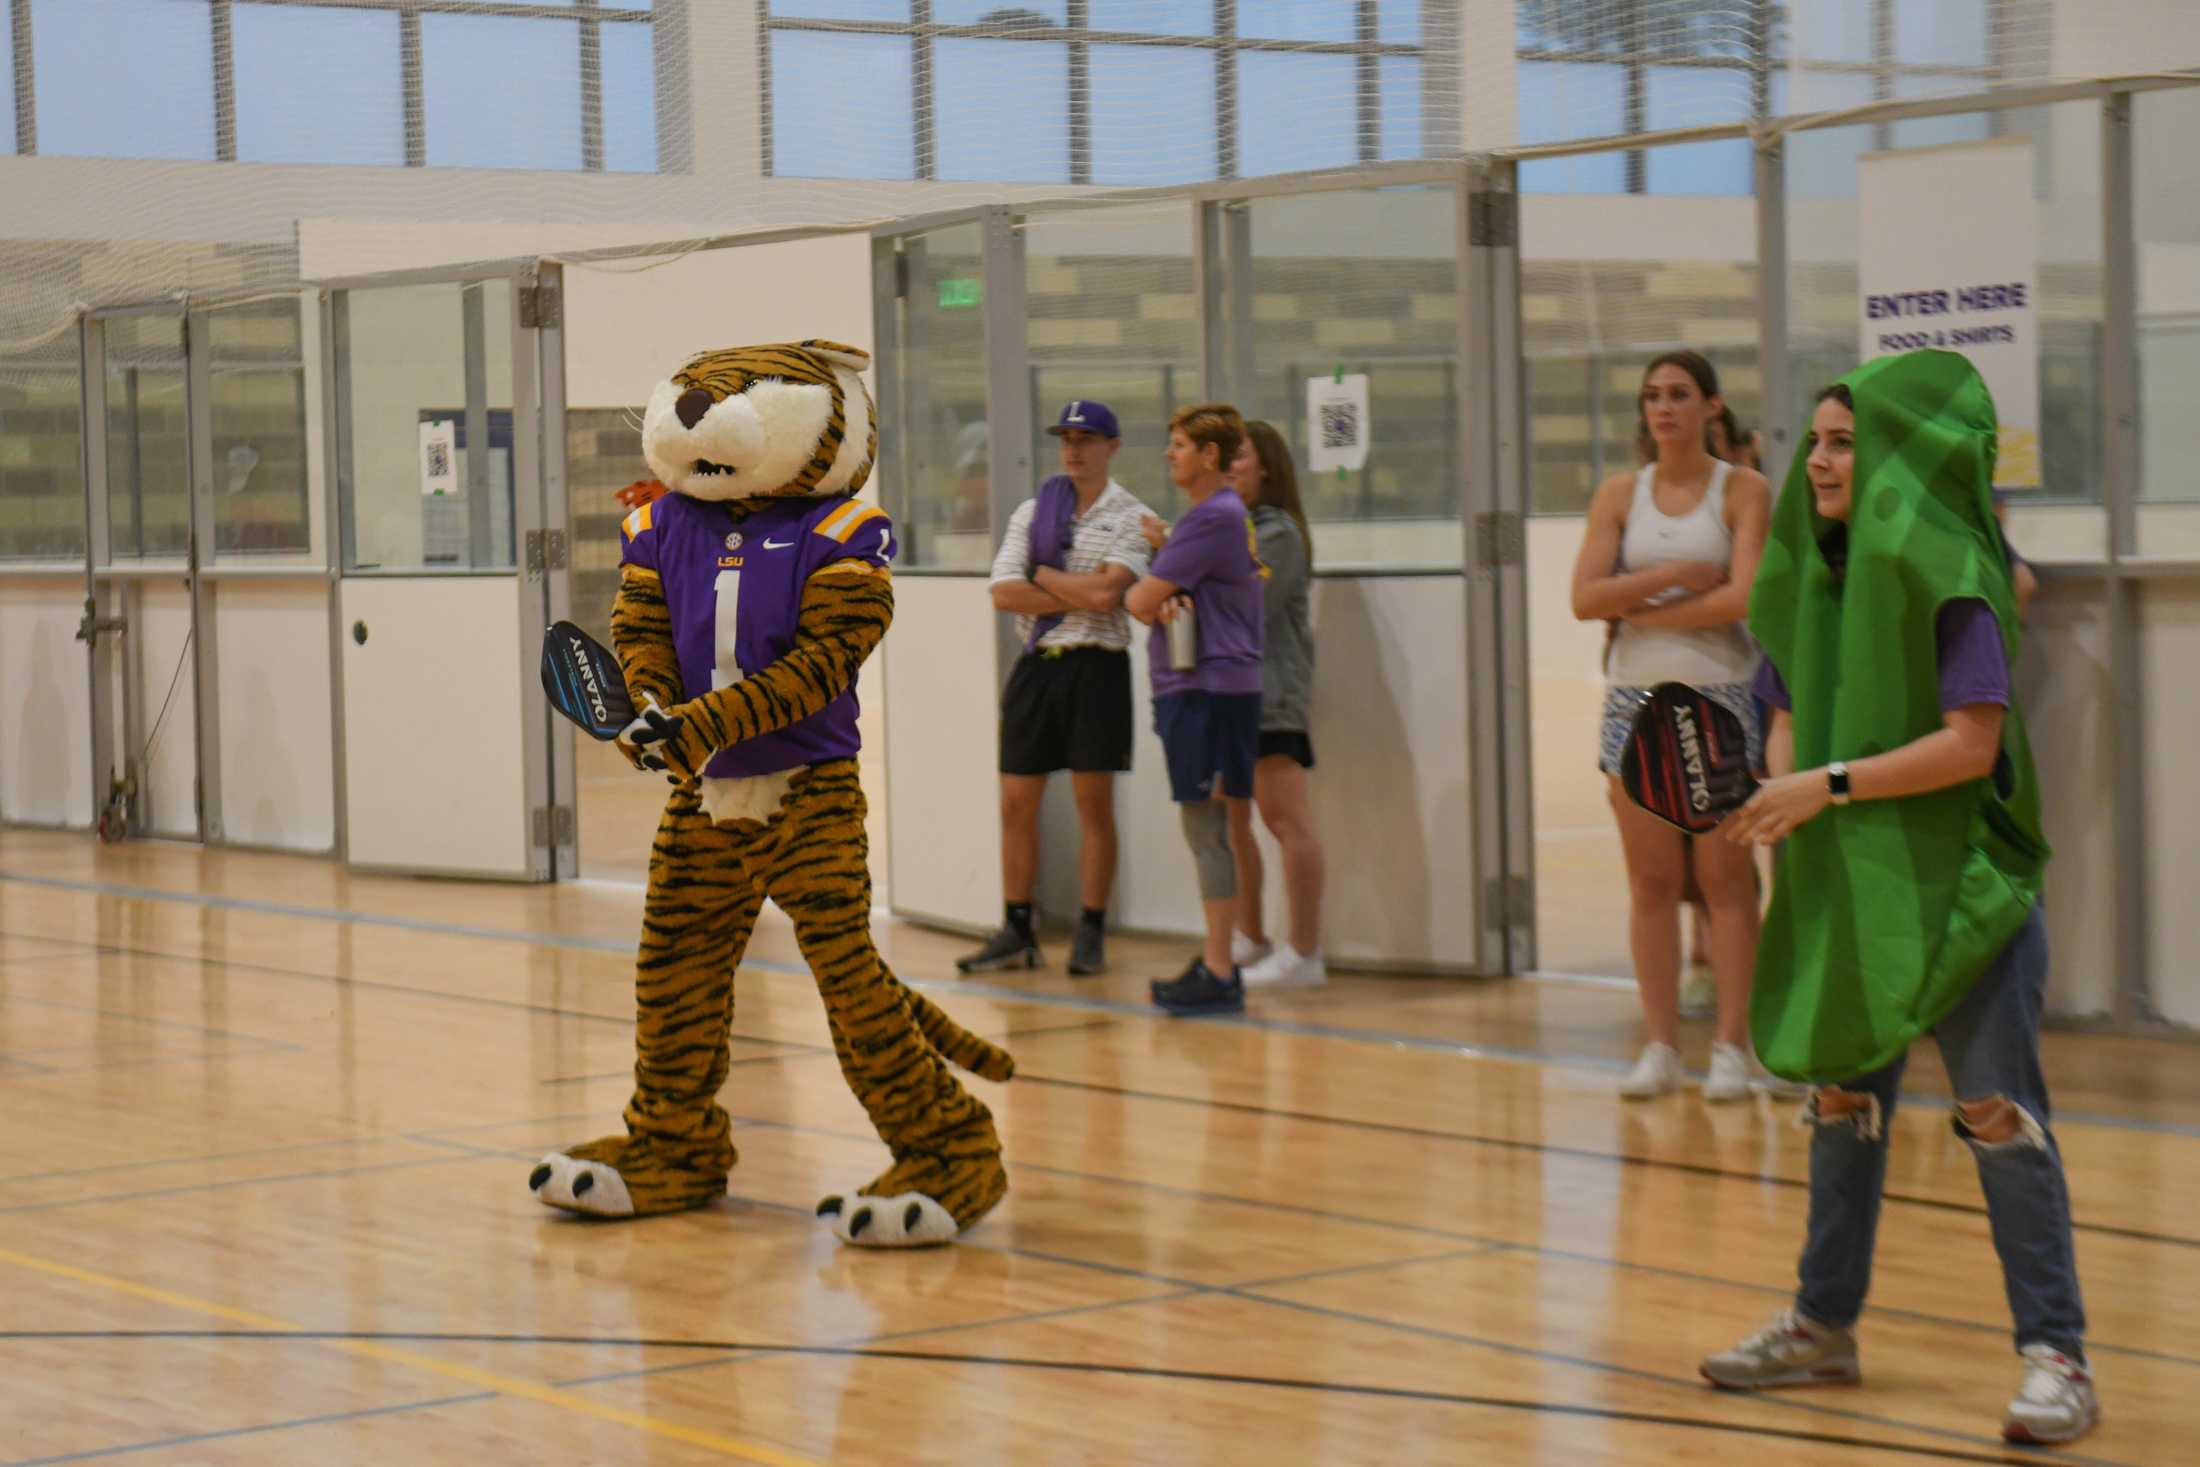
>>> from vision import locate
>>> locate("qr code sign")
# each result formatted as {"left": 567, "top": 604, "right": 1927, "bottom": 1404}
{"left": 1319, "top": 401, "right": 1360, "bottom": 450}
{"left": 424, "top": 439, "right": 453, "bottom": 478}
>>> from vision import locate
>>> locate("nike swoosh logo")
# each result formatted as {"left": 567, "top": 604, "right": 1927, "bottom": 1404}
{"left": 763, "top": 538, "right": 795, "bottom": 549}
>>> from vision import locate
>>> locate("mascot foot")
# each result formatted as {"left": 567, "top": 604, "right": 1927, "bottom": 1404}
{"left": 528, "top": 1136, "right": 729, "bottom": 1219}
{"left": 815, "top": 1133, "right": 1009, "bottom": 1249}
{"left": 816, "top": 1192, "right": 960, "bottom": 1248}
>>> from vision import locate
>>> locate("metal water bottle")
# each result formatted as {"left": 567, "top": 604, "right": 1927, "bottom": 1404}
{"left": 1166, "top": 601, "right": 1198, "bottom": 671}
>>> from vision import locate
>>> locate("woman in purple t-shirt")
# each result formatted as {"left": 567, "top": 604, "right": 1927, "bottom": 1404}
{"left": 1125, "top": 403, "right": 1265, "bottom": 1016}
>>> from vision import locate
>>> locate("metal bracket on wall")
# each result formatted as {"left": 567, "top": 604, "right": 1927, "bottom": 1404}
{"left": 543, "top": 529, "right": 567, "bottom": 570}
{"left": 1474, "top": 511, "right": 1524, "bottom": 569}
{"left": 531, "top": 805, "right": 576, "bottom": 849}
{"left": 74, "top": 597, "right": 127, "bottom": 644}
{"left": 1482, "top": 874, "right": 1534, "bottom": 930}
{"left": 1467, "top": 190, "right": 1518, "bottom": 248}
{"left": 517, "top": 286, "right": 562, "bottom": 329}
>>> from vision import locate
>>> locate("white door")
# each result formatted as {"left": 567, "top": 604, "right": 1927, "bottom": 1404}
{"left": 331, "top": 276, "right": 559, "bottom": 880}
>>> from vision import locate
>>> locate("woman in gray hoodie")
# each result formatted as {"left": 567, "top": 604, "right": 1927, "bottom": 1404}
{"left": 1224, "top": 420, "right": 1327, "bottom": 988}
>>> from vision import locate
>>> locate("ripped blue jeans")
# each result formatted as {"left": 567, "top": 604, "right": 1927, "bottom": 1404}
{"left": 1794, "top": 903, "right": 2087, "bottom": 1358}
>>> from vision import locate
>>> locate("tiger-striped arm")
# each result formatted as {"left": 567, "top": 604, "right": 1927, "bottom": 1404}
{"left": 610, "top": 565, "right": 687, "bottom": 771}
{"left": 651, "top": 561, "right": 893, "bottom": 780}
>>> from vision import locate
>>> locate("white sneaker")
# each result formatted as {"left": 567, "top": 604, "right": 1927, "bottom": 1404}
{"left": 1679, "top": 963, "right": 1718, "bottom": 1017}
{"left": 2003, "top": 1344, "right": 2098, "bottom": 1445}
{"left": 1232, "top": 932, "right": 1272, "bottom": 968}
{"left": 1619, "top": 1042, "right": 1684, "bottom": 1099}
{"left": 1243, "top": 944, "right": 1326, "bottom": 989}
{"left": 1703, "top": 1041, "right": 1753, "bottom": 1102}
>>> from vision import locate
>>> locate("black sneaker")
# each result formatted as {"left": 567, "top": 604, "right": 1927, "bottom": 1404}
{"left": 1067, "top": 921, "right": 1106, "bottom": 976}
{"left": 956, "top": 925, "right": 1040, "bottom": 973}
{"left": 1150, "top": 959, "right": 1245, "bottom": 1015}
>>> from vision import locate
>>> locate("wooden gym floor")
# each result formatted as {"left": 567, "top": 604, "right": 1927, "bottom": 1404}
{"left": 0, "top": 827, "right": 2194, "bottom": 1465}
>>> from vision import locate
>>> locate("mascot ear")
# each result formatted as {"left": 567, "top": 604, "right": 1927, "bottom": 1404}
{"left": 798, "top": 340, "right": 871, "bottom": 373}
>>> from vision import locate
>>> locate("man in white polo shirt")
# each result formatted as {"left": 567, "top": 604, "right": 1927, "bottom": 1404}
{"left": 959, "top": 401, "right": 1153, "bottom": 978}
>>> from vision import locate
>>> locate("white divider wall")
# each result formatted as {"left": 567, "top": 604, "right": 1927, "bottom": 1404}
{"left": 1035, "top": 575, "right": 1478, "bottom": 969}
{"left": 339, "top": 576, "right": 531, "bottom": 877}
{"left": 214, "top": 579, "right": 336, "bottom": 852}
{"left": 2017, "top": 579, "right": 2119, "bottom": 1018}
{"left": 0, "top": 579, "right": 94, "bottom": 827}
{"left": 2141, "top": 579, "right": 2200, "bottom": 1025}
{"left": 883, "top": 577, "right": 1001, "bottom": 931}
{"left": 136, "top": 580, "right": 199, "bottom": 839}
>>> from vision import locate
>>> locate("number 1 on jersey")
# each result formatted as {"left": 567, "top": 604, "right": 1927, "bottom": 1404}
{"left": 712, "top": 568, "right": 744, "bottom": 690}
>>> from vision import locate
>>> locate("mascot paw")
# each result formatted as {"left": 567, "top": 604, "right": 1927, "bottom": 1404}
{"left": 530, "top": 1152, "right": 637, "bottom": 1217}
{"left": 816, "top": 1192, "right": 959, "bottom": 1248}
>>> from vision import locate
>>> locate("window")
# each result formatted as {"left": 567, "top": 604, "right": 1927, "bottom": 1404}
{"left": 764, "top": 1, "right": 1427, "bottom": 182}
{"left": 1515, "top": 0, "right": 2009, "bottom": 195}
{"left": 9, "top": 0, "right": 658, "bottom": 171}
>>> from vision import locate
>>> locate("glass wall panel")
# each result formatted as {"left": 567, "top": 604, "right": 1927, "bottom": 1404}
{"left": 877, "top": 224, "right": 991, "bottom": 569}
{"left": 32, "top": 0, "right": 215, "bottom": 161}
{"left": 1023, "top": 203, "right": 1196, "bottom": 523}
{"left": 601, "top": 20, "right": 660, "bottom": 173}
{"left": 233, "top": 3, "right": 404, "bottom": 166}
{"left": 338, "top": 280, "right": 516, "bottom": 572}
{"left": 1787, "top": 103, "right": 2106, "bottom": 561}
{"left": 1222, "top": 185, "right": 1459, "bottom": 569}
{"left": 1522, "top": 137, "right": 1763, "bottom": 981}
{"left": 770, "top": 31, "right": 916, "bottom": 180}
{"left": 105, "top": 313, "right": 191, "bottom": 561}
{"left": 0, "top": 341, "right": 86, "bottom": 562}
{"left": 2136, "top": 88, "right": 2200, "bottom": 557}
{"left": 422, "top": 15, "right": 583, "bottom": 171}
{"left": 935, "top": 38, "right": 1069, "bottom": 183}
{"left": 207, "top": 299, "right": 311, "bottom": 559}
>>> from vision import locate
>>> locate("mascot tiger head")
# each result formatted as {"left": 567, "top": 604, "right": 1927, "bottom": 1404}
{"left": 641, "top": 339, "right": 877, "bottom": 503}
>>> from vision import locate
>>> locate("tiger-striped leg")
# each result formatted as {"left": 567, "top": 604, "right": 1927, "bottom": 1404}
{"left": 760, "top": 764, "right": 1009, "bottom": 1247}
{"left": 531, "top": 787, "right": 759, "bottom": 1218}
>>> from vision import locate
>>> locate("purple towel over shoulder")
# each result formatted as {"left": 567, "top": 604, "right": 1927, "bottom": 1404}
{"left": 1025, "top": 474, "right": 1078, "bottom": 651}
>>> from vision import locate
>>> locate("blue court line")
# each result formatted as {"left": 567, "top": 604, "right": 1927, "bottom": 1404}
{"left": 18, "top": 868, "right": 2200, "bottom": 1144}
{"left": 0, "top": 984, "right": 287, "bottom": 1045}
{"left": 0, "top": 1393, "right": 495, "bottom": 1467}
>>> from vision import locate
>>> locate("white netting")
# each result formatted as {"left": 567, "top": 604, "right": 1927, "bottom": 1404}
{"left": 8, "top": 1, "right": 2177, "bottom": 364}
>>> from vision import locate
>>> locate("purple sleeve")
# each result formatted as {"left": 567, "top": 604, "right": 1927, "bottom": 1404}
{"left": 618, "top": 502, "right": 659, "bottom": 572}
{"left": 1751, "top": 657, "right": 1791, "bottom": 713}
{"left": 1148, "top": 505, "right": 1233, "bottom": 590}
{"left": 1936, "top": 598, "right": 2011, "bottom": 711}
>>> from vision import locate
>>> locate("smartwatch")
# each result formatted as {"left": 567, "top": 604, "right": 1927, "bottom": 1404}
{"left": 1827, "top": 761, "right": 1852, "bottom": 806}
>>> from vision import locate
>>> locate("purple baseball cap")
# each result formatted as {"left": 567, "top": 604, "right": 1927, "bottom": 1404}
{"left": 1045, "top": 400, "right": 1120, "bottom": 439}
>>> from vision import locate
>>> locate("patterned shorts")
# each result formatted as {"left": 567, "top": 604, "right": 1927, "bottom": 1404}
{"left": 1597, "top": 681, "right": 1764, "bottom": 777}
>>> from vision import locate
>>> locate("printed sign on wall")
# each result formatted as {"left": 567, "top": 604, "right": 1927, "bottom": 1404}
{"left": 1858, "top": 137, "right": 2040, "bottom": 487}
{"left": 1306, "top": 373, "right": 1371, "bottom": 474}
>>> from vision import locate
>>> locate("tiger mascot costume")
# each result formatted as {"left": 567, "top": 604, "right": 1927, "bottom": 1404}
{"left": 528, "top": 340, "right": 1013, "bottom": 1247}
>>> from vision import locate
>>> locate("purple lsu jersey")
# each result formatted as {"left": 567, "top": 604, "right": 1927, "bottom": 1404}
{"left": 618, "top": 493, "right": 897, "bottom": 779}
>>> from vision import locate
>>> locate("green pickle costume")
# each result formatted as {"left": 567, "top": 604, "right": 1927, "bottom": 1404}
{"left": 1747, "top": 350, "right": 2050, "bottom": 1084}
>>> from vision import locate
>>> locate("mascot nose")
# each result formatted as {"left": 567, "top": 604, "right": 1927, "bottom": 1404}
{"left": 674, "top": 387, "right": 714, "bottom": 430}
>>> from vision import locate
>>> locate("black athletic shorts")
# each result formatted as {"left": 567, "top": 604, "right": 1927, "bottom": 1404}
{"left": 999, "top": 646, "right": 1134, "bottom": 775}
{"left": 1154, "top": 691, "right": 1262, "bottom": 803}
{"left": 1258, "top": 729, "right": 1315, "bottom": 769}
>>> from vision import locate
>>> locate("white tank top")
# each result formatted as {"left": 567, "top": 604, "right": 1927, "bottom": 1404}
{"left": 1605, "top": 458, "right": 1758, "bottom": 688}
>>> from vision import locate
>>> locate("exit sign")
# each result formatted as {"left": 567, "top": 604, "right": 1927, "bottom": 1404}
{"left": 938, "top": 278, "right": 982, "bottom": 309}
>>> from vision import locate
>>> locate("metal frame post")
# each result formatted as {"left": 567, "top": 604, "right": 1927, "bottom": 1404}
{"left": 2100, "top": 88, "right": 2151, "bottom": 1025}
{"left": 1460, "top": 158, "right": 1532, "bottom": 975}
{"left": 1753, "top": 125, "right": 1793, "bottom": 489}
{"left": 462, "top": 282, "right": 494, "bottom": 567}
{"left": 79, "top": 316, "right": 121, "bottom": 833}
{"left": 980, "top": 206, "right": 1032, "bottom": 686}
{"left": 510, "top": 272, "right": 556, "bottom": 882}
{"left": 321, "top": 289, "right": 351, "bottom": 861}
{"left": 185, "top": 307, "right": 224, "bottom": 843}
{"left": 534, "top": 261, "right": 578, "bottom": 879}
